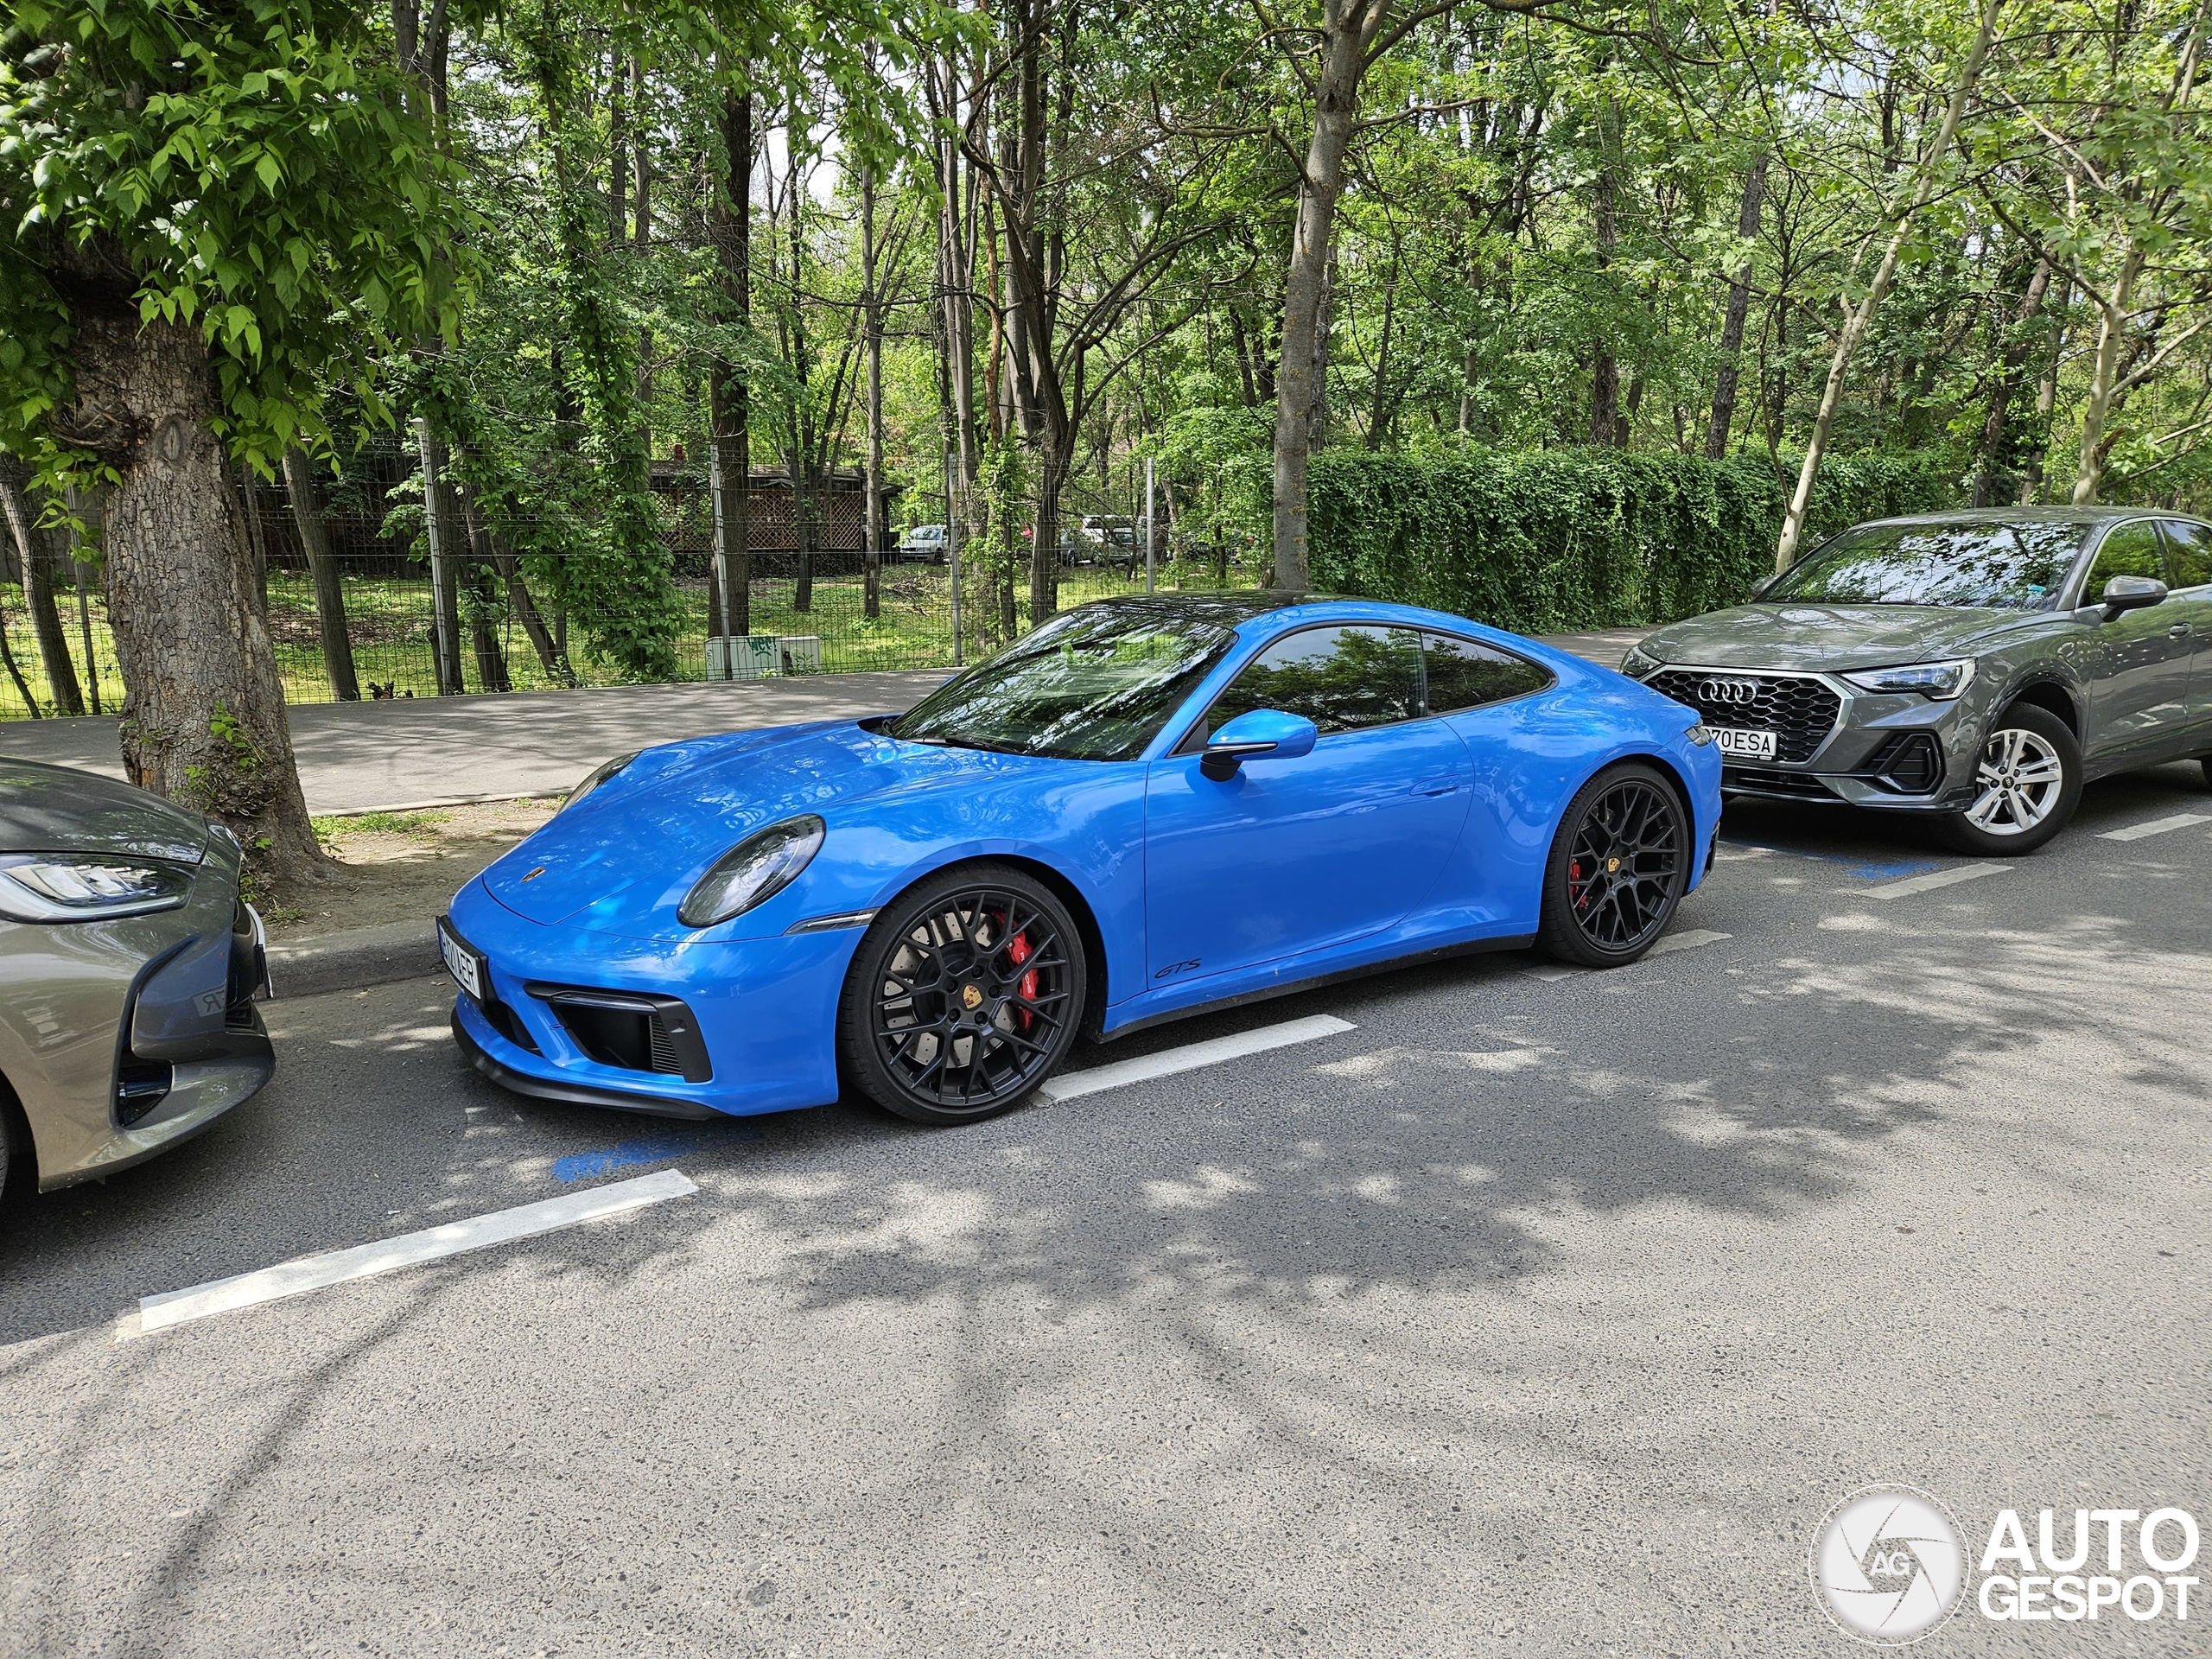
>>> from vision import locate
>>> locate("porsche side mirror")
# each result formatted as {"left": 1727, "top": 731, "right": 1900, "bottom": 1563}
{"left": 1749, "top": 571, "right": 1780, "bottom": 600}
{"left": 1199, "top": 709, "right": 1319, "bottom": 781}
{"left": 2100, "top": 574, "right": 2169, "bottom": 620}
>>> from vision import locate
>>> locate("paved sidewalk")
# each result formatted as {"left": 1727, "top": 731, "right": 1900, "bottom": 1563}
{"left": 0, "top": 629, "right": 1646, "bottom": 816}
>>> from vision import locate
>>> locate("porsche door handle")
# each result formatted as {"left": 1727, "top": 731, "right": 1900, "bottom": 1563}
{"left": 1414, "top": 779, "right": 1460, "bottom": 797}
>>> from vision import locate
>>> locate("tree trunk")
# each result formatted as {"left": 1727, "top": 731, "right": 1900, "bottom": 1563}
{"left": 0, "top": 461, "right": 84, "bottom": 714}
{"left": 0, "top": 462, "right": 49, "bottom": 714}
{"left": 1971, "top": 254, "right": 2053, "bottom": 506}
{"left": 61, "top": 303, "right": 323, "bottom": 889}
{"left": 65, "top": 485, "right": 107, "bottom": 714}
{"left": 1705, "top": 154, "right": 1768, "bottom": 460}
{"left": 1775, "top": 0, "right": 1999, "bottom": 571}
{"left": 1588, "top": 124, "right": 1620, "bottom": 447}
{"left": 467, "top": 563, "right": 511, "bottom": 692}
{"left": 415, "top": 423, "right": 467, "bottom": 694}
{"left": 2018, "top": 278, "right": 2069, "bottom": 505}
{"left": 792, "top": 460, "right": 815, "bottom": 613}
{"left": 461, "top": 486, "right": 566, "bottom": 683}
{"left": 710, "top": 73, "right": 752, "bottom": 645}
{"left": 280, "top": 447, "right": 361, "bottom": 700}
{"left": 1271, "top": 1, "right": 1381, "bottom": 592}
{"left": 631, "top": 54, "right": 653, "bottom": 436}
{"left": 2072, "top": 250, "right": 2144, "bottom": 506}
{"left": 861, "top": 163, "right": 884, "bottom": 621}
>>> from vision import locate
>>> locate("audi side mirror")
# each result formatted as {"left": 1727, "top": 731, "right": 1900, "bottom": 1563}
{"left": 2100, "top": 574, "right": 2168, "bottom": 620}
{"left": 1199, "top": 709, "right": 1319, "bottom": 781}
{"left": 1750, "top": 571, "right": 1780, "bottom": 601}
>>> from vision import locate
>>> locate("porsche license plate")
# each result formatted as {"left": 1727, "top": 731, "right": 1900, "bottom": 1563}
{"left": 437, "top": 918, "right": 485, "bottom": 1001}
{"left": 1713, "top": 728, "right": 1779, "bottom": 761}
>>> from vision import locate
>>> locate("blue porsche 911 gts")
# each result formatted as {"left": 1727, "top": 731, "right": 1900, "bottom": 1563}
{"left": 441, "top": 594, "right": 1721, "bottom": 1125}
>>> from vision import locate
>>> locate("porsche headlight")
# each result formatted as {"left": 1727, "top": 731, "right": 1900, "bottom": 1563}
{"left": 1841, "top": 659, "right": 1976, "bottom": 700}
{"left": 678, "top": 817, "right": 826, "bottom": 928}
{"left": 1621, "top": 644, "right": 1665, "bottom": 680}
{"left": 561, "top": 750, "right": 639, "bottom": 813}
{"left": 0, "top": 855, "right": 193, "bottom": 923}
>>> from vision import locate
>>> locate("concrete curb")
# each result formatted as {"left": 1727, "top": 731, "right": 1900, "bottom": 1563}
{"left": 267, "top": 918, "right": 442, "bottom": 1001}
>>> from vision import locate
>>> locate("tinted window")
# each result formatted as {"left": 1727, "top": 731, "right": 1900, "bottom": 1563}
{"left": 2159, "top": 520, "right": 2212, "bottom": 588}
{"left": 1423, "top": 632, "right": 1552, "bottom": 713}
{"left": 890, "top": 604, "right": 1234, "bottom": 760}
{"left": 1768, "top": 520, "right": 2087, "bottom": 609}
{"left": 2082, "top": 520, "right": 2166, "bottom": 600}
{"left": 1205, "top": 626, "right": 1421, "bottom": 737}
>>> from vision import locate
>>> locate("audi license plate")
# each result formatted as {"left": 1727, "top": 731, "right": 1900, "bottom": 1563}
{"left": 1712, "top": 728, "right": 1779, "bottom": 761}
{"left": 437, "top": 917, "right": 486, "bottom": 1001}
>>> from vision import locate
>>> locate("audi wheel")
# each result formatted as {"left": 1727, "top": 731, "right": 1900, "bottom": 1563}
{"left": 1938, "top": 704, "right": 2080, "bottom": 856}
{"left": 1535, "top": 763, "right": 1690, "bottom": 968}
{"left": 836, "top": 863, "right": 1087, "bottom": 1125}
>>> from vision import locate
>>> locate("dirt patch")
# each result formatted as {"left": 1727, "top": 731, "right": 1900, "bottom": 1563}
{"left": 265, "top": 798, "right": 563, "bottom": 940}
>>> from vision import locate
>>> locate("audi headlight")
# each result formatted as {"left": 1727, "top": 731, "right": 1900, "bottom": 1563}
{"left": 678, "top": 816, "right": 826, "bottom": 928}
{"left": 561, "top": 750, "right": 639, "bottom": 813}
{"left": 1685, "top": 723, "right": 1716, "bottom": 747}
{"left": 0, "top": 855, "right": 193, "bottom": 923}
{"left": 1621, "top": 644, "right": 1665, "bottom": 680}
{"left": 1841, "top": 659, "right": 1976, "bottom": 700}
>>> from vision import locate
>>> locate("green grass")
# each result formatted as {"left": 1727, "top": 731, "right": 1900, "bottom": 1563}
{"left": 311, "top": 810, "right": 450, "bottom": 839}
{"left": 1, "top": 556, "right": 1263, "bottom": 721}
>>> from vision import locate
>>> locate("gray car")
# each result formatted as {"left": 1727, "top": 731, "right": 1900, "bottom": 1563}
{"left": 0, "top": 759, "right": 272, "bottom": 1201}
{"left": 1622, "top": 509, "right": 2212, "bottom": 853}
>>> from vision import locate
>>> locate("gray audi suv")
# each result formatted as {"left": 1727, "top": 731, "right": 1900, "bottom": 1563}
{"left": 1622, "top": 510, "right": 2212, "bottom": 853}
{"left": 0, "top": 759, "right": 272, "bottom": 1204}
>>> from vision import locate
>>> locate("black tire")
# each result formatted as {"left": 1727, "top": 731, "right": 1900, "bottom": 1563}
{"left": 2198, "top": 755, "right": 2211, "bottom": 791}
{"left": 1535, "top": 762, "right": 1690, "bottom": 967}
{"left": 1938, "top": 703, "right": 2082, "bottom": 856}
{"left": 836, "top": 863, "right": 1087, "bottom": 1125}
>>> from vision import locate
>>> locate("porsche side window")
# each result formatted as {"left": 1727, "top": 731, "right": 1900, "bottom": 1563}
{"left": 2083, "top": 521, "right": 2165, "bottom": 598}
{"left": 1207, "top": 626, "right": 1422, "bottom": 737}
{"left": 1422, "top": 632, "right": 1553, "bottom": 714}
{"left": 2158, "top": 521, "right": 2212, "bottom": 589}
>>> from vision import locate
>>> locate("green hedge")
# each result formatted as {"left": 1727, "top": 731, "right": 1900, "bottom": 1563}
{"left": 1306, "top": 448, "right": 1961, "bottom": 634}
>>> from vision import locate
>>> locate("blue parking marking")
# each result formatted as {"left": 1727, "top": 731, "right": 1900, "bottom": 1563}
{"left": 1719, "top": 837, "right": 1942, "bottom": 882}
{"left": 553, "top": 1127, "right": 762, "bottom": 1184}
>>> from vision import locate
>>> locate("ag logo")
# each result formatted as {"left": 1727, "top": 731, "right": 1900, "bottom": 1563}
{"left": 1811, "top": 1484, "right": 1967, "bottom": 1645}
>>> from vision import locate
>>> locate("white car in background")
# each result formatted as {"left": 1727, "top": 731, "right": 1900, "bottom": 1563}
{"left": 897, "top": 524, "right": 949, "bottom": 563}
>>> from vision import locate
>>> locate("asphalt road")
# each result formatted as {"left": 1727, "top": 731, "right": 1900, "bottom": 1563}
{"left": 3, "top": 765, "right": 2208, "bottom": 1656}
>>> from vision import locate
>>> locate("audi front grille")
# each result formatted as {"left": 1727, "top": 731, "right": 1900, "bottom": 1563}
{"left": 1646, "top": 669, "right": 1841, "bottom": 765}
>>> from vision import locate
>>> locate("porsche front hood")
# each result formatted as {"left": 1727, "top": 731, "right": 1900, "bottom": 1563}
{"left": 478, "top": 719, "right": 1053, "bottom": 938}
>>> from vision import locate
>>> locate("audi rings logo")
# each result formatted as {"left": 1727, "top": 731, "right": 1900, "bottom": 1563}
{"left": 1698, "top": 677, "right": 1765, "bottom": 706}
{"left": 1811, "top": 1485, "right": 1968, "bottom": 1645}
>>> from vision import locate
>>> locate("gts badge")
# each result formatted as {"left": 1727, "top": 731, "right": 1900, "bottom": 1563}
{"left": 1153, "top": 958, "right": 1201, "bottom": 981}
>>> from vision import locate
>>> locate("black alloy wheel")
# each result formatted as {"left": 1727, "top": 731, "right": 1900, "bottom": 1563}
{"left": 837, "top": 864, "right": 1087, "bottom": 1125}
{"left": 1536, "top": 763, "right": 1688, "bottom": 967}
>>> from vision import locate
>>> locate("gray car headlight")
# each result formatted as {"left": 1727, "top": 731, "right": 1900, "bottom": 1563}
{"left": 678, "top": 816, "right": 826, "bottom": 928}
{"left": 1841, "top": 659, "right": 1976, "bottom": 699}
{"left": 561, "top": 750, "right": 639, "bottom": 813}
{"left": 1621, "top": 644, "right": 1665, "bottom": 680}
{"left": 0, "top": 855, "right": 193, "bottom": 923}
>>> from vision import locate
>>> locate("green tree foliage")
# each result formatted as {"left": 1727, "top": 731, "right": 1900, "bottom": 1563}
{"left": 0, "top": 0, "right": 470, "bottom": 472}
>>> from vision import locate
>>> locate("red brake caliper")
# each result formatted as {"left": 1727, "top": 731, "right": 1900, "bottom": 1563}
{"left": 1570, "top": 858, "right": 1588, "bottom": 911}
{"left": 1008, "top": 931, "right": 1037, "bottom": 1029}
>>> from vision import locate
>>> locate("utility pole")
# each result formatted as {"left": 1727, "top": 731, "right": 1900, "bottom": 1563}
{"left": 1143, "top": 459, "right": 1155, "bottom": 595}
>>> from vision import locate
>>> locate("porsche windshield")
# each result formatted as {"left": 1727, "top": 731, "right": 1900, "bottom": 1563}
{"left": 1769, "top": 520, "right": 2089, "bottom": 610}
{"left": 888, "top": 606, "right": 1234, "bottom": 761}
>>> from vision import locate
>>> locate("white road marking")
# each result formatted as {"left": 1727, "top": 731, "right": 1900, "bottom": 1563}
{"left": 1853, "top": 862, "right": 2008, "bottom": 899}
{"left": 125, "top": 1170, "right": 696, "bottom": 1338}
{"left": 1038, "top": 1014, "right": 1355, "bottom": 1103}
{"left": 2097, "top": 811, "right": 2212, "bottom": 842}
{"left": 1646, "top": 928, "right": 1732, "bottom": 957}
